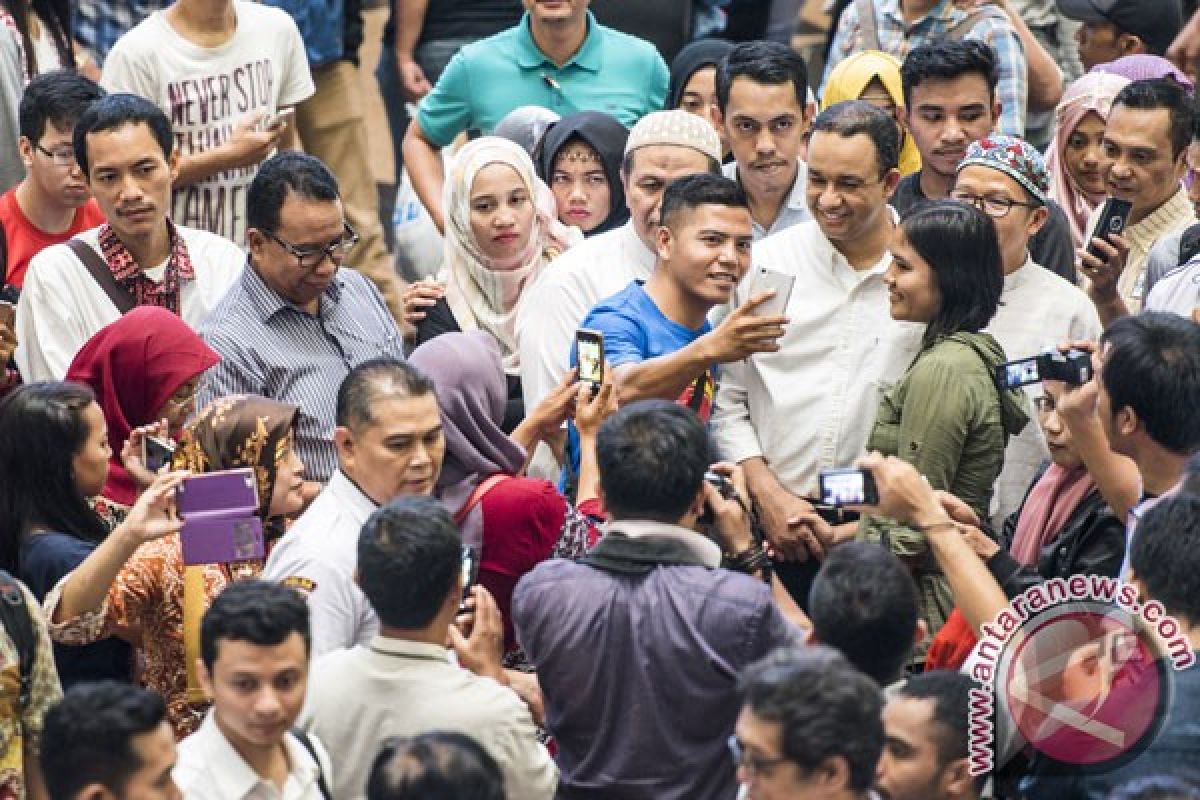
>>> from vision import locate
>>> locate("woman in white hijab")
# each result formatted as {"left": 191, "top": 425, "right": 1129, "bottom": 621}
{"left": 414, "top": 135, "right": 581, "bottom": 430}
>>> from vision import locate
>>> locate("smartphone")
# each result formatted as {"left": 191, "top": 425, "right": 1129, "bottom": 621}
{"left": 1086, "top": 198, "right": 1134, "bottom": 260}
{"left": 0, "top": 301, "right": 15, "bottom": 328}
{"left": 818, "top": 468, "right": 878, "bottom": 507}
{"left": 176, "top": 469, "right": 264, "bottom": 565}
{"left": 459, "top": 545, "right": 478, "bottom": 612}
{"left": 265, "top": 107, "right": 295, "bottom": 131}
{"left": 995, "top": 350, "right": 1093, "bottom": 390}
{"left": 576, "top": 328, "right": 605, "bottom": 391}
{"left": 141, "top": 435, "right": 176, "bottom": 473}
{"left": 748, "top": 266, "right": 795, "bottom": 316}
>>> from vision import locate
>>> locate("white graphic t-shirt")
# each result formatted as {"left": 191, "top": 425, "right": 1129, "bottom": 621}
{"left": 102, "top": 1, "right": 314, "bottom": 243}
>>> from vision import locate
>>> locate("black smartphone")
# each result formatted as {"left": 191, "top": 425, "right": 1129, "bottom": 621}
{"left": 576, "top": 328, "right": 605, "bottom": 392}
{"left": 818, "top": 468, "right": 879, "bottom": 507}
{"left": 995, "top": 350, "right": 1093, "bottom": 390}
{"left": 460, "top": 545, "right": 478, "bottom": 612}
{"left": 142, "top": 435, "right": 176, "bottom": 473}
{"left": 1086, "top": 198, "right": 1133, "bottom": 260}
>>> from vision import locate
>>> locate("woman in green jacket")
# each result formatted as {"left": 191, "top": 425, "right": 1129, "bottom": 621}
{"left": 863, "top": 201, "right": 1030, "bottom": 658}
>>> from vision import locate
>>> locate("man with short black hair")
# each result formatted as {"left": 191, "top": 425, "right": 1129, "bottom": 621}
{"left": 15, "top": 93, "right": 243, "bottom": 383}
{"left": 734, "top": 645, "right": 884, "bottom": 800}
{"left": 263, "top": 358, "right": 445, "bottom": 655}
{"left": 876, "top": 670, "right": 982, "bottom": 800}
{"left": 714, "top": 40, "right": 812, "bottom": 239}
{"left": 514, "top": 400, "right": 806, "bottom": 800}
{"left": 198, "top": 152, "right": 407, "bottom": 483}
{"left": 302, "top": 496, "right": 556, "bottom": 800}
{"left": 1, "top": 71, "right": 105, "bottom": 290}
{"left": 892, "top": 41, "right": 1077, "bottom": 281}
{"left": 808, "top": 541, "right": 922, "bottom": 688}
{"left": 42, "top": 682, "right": 177, "bottom": 800}
{"left": 366, "top": 733, "right": 507, "bottom": 800}
{"left": 1058, "top": 0, "right": 1184, "bottom": 70}
{"left": 174, "top": 580, "right": 329, "bottom": 800}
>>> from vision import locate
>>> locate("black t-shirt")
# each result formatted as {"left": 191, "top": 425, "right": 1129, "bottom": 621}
{"left": 383, "top": 0, "right": 523, "bottom": 50}
{"left": 891, "top": 172, "right": 1078, "bottom": 284}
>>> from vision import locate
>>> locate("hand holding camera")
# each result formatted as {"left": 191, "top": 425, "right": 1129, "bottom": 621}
{"left": 700, "top": 463, "right": 754, "bottom": 554}
{"left": 121, "top": 419, "right": 173, "bottom": 490}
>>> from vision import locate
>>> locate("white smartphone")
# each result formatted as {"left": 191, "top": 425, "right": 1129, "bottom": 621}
{"left": 265, "top": 108, "right": 295, "bottom": 131}
{"left": 748, "top": 266, "right": 795, "bottom": 316}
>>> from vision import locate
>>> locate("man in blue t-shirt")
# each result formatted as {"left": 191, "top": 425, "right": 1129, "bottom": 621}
{"left": 576, "top": 172, "right": 787, "bottom": 422}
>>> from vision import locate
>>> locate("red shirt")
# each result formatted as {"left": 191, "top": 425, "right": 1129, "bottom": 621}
{"left": 0, "top": 188, "right": 106, "bottom": 288}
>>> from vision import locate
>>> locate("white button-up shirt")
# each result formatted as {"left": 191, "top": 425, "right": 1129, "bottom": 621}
{"left": 722, "top": 159, "right": 812, "bottom": 240}
{"left": 174, "top": 711, "right": 331, "bottom": 800}
{"left": 712, "top": 218, "right": 922, "bottom": 496}
{"left": 262, "top": 469, "right": 379, "bottom": 657}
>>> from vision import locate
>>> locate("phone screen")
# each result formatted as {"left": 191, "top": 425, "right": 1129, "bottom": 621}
{"left": 997, "top": 357, "right": 1041, "bottom": 390}
{"left": 460, "top": 545, "right": 476, "bottom": 610}
{"left": 576, "top": 330, "right": 604, "bottom": 386}
{"left": 142, "top": 436, "right": 176, "bottom": 473}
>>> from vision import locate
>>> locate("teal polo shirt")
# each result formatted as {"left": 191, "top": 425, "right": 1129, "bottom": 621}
{"left": 416, "top": 11, "right": 668, "bottom": 147}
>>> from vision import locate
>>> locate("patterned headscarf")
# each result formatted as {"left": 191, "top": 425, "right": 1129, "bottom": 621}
{"left": 958, "top": 134, "right": 1051, "bottom": 207}
{"left": 442, "top": 136, "right": 582, "bottom": 374}
{"left": 172, "top": 395, "right": 299, "bottom": 530}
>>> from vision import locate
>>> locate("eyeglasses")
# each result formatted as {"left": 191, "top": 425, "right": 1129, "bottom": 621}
{"left": 34, "top": 142, "right": 78, "bottom": 168}
{"left": 263, "top": 224, "right": 359, "bottom": 269}
{"left": 728, "top": 735, "right": 789, "bottom": 777}
{"left": 950, "top": 190, "right": 1041, "bottom": 219}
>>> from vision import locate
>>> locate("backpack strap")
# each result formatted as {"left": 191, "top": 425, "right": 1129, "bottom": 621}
{"left": 453, "top": 473, "right": 512, "bottom": 526}
{"left": 854, "top": 0, "right": 880, "bottom": 52}
{"left": 66, "top": 238, "right": 136, "bottom": 314}
{"left": 0, "top": 571, "right": 36, "bottom": 711}
{"left": 289, "top": 727, "right": 332, "bottom": 800}
{"left": 945, "top": 8, "right": 989, "bottom": 41}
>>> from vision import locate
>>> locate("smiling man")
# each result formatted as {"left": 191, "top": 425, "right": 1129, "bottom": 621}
{"left": 15, "top": 93, "right": 243, "bottom": 382}
{"left": 197, "top": 152, "right": 407, "bottom": 482}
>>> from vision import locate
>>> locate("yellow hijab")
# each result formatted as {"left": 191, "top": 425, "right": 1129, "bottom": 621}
{"left": 822, "top": 51, "right": 922, "bottom": 176}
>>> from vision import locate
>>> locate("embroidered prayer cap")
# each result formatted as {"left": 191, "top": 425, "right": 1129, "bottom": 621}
{"left": 957, "top": 134, "right": 1051, "bottom": 207}
{"left": 624, "top": 109, "right": 722, "bottom": 164}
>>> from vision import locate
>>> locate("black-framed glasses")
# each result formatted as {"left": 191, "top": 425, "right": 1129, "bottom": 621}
{"left": 34, "top": 142, "right": 78, "bottom": 168}
{"left": 727, "top": 735, "right": 789, "bottom": 777}
{"left": 950, "top": 190, "right": 1041, "bottom": 219}
{"left": 263, "top": 223, "right": 359, "bottom": 269}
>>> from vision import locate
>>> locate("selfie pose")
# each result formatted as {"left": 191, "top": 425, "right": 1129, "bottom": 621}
{"left": 43, "top": 394, "right": 305, "bottom": 737}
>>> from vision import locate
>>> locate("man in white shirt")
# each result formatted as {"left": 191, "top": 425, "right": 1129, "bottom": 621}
{"left": 263, "top": 358, "right": 444, "bottom": 656}
{"left": 950, "top": 134, "right": 1101, "bottom": 525}
{"left": 715, "top": 40, "right": 812, "bottom": 240}
{"left": 15, "top": 94, "right": 242, "bottom": 382}
{"left": 101, "top": 0, "right": 314, "bottom": 244}
{"left": 712, "top": 101, "right": 921, "bottom": 562}
{"left": 301, "top": 496, "right": 557, "bottom": 800}
{"left": 516, "top": 109, "right": 722, "bottom": 412}
{"left": 174, "top": 581, "right": 332, "bottom": 800}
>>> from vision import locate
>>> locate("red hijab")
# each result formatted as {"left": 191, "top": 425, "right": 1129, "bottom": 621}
{"left": 65, "top": 307, "right": 220, "bottom": 506}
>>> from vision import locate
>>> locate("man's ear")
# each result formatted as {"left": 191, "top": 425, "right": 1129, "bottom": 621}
{"left": 990, "top": 102, "right": 1003, "bottom": 133}
{"left": 939, "top": 757, "right": 977, "bottom": 798}
{"left": 1027, "top": 205, "right": 1050, "bottom": 238}
{"left": 883, "top": 167, "right": 903, "bottom": 200}
{"left": 1115, "top": 405, "right": 1140, "bottom": 438}
{"left": 814, "top": 755, "right": 852, "bottom": 792}
{"left": 333, "top": 426, "right": 354, "bottom": 468}
{"left": 196, "top": 657, "right": 215, "bottom": 701}
{"left": 913, "top": 618, "right": 929, "bottom": 651}
{"left": 1119, "top": 33, "right": 1148, "bottom": 57}
{"left": 656, "top": 224, "right": 674, "bottom": 263}
{"left": 17, "top": 136, "right": 33, "bottom": 168}
{"left": 168, "top": 148, "right": 181, "bottom": 184}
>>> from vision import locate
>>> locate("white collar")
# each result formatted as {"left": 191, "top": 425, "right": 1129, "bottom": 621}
{"left": 325, "top": 469, "right": 380, "bottom": 524}
{"left": 602, "top": 519, "right": 723, "bottom": 567}
{"left": 188, "top": 711, "right": 319, "bottom": 800}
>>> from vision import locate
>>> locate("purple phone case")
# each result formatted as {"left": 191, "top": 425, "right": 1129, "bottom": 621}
{"left": 177, "top": 469, "right": 264, "bottom": 565}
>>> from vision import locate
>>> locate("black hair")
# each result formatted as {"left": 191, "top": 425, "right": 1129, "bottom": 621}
{"left": 811, "top": 100, "right": 901, "bottom": 174}
{"left": 1112, "top": 79, "right": 1197, "bottom": 159}
{"left": 740, "top": 645, "right": 884, "bottom": 791}
{"left": 18, "top": 70, "right": 104, "bottom": 143}
{"left": 200, "top": 579, "right": 311, "bottom": 671}
{"left": 659, "top": 173, "right": 748, "bottom": 231}
{"left": 336, "top": 358, "right": 435, "bottom": 430}
{"left": 1130, "top": 493, "right": 1200, "bottom": 623}
{"left": 809, "top": 541, "right": 919, "bottom": 686}
{"left": 0, "top": 382, "right": 107, "bottom": 573}
{"left": 1185, "top": 451, "right": 1200, "bottom": 496}
{"left": 596, "top": 400, "right": 710, "bottom": 523}
{"left": 714, "top": 40, "right": 808, "bottom": 113}
{"left": 72, "top": 93, "right": 173, "bottom": 178}
{"left": 1107, "top": 775, "right": 1200, "bottom": 800}
{"left": 899, "top": 201, "right": 1004, "bottom": 347}
{"left": 247, "top": 151, "right": 341, "bottom": 234}
{"left": 367, "top": 732, "right": 506, "bottom": 800}
{"left": 1, "top": 0, "right": 74, "bottom": 80}
{"left": 901, "top": 40, "right": 998, "bottom": 109}
{"left": 356, "top": 496, "right": 462, "bottom": 629}
{"left": 41, "top": 682, "right": 167, "bottom": 800}
{"left": 895, "top": 670, "right": 979, "bottom": 766}
{"left": 1099, "top": 312, "right": 1200, "bottom": 455}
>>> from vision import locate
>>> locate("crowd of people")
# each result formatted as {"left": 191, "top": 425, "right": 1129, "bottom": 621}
{"left": 1, "top": 0, "right": 1200, "bottom": 798}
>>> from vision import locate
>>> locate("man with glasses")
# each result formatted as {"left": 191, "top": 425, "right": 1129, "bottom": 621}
{"left": 198, "top": 152, "right": 405, "bottom": 484}
{"left": 733, "top": 645, "right": 884, "bottom": 800}
{"left": 1, "top": 72, "right": 106, "bottom": 291}
{"left": 950, "top": 134, "right": 1101, "bottom": 525}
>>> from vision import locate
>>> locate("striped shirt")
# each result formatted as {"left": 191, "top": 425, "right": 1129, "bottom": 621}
{"left": 197, "top": 262, "right": 405, "bottom": 482}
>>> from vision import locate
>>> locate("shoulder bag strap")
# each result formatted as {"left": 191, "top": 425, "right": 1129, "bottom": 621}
{"left": 66, "top": 238, "right": 136, "bottom": 314}
{"left": 453, "top": 473, "right": 512, "bottom": 526}
{"left": 288, "top": 727, "right": 333, "bottom": 800}
{"left": 945, "top": 8, "right": 987, "bottom": 41}
{"left": 0, "top": 571, "right": 35, "bottom": 710}
{"left": 854, "top": 0, "right": 881, "bottom": 52}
